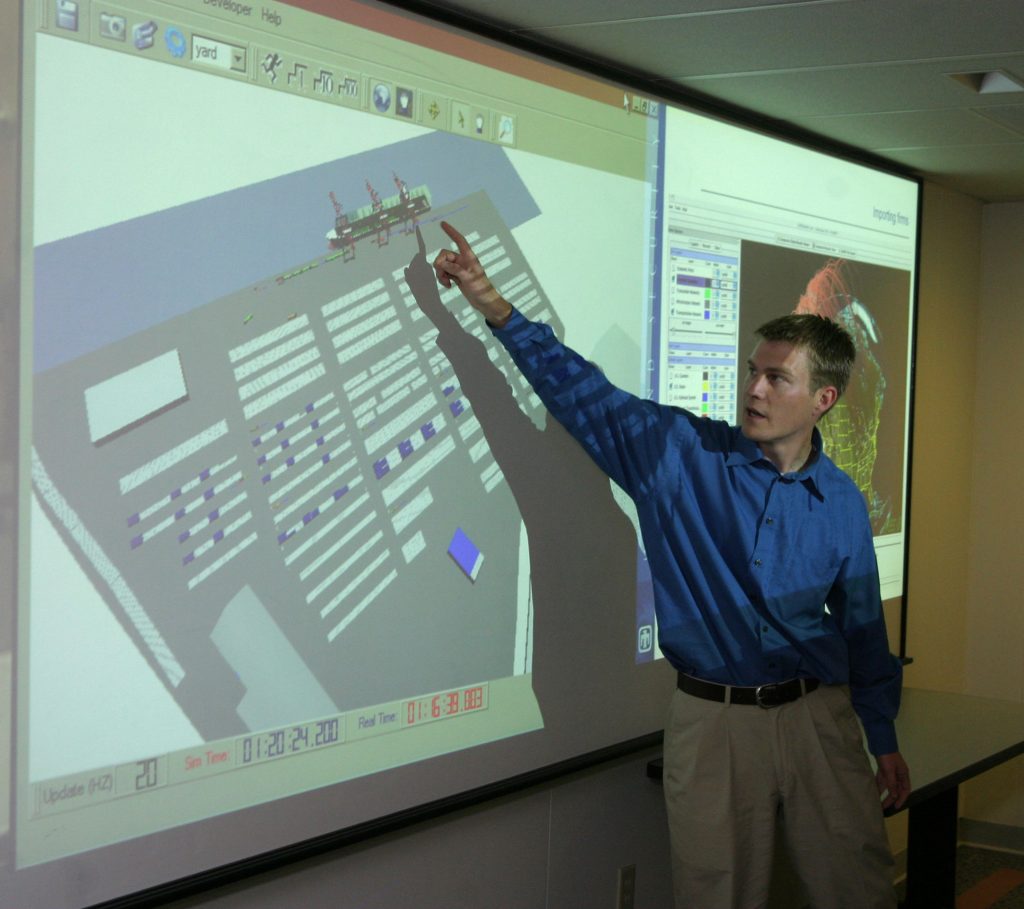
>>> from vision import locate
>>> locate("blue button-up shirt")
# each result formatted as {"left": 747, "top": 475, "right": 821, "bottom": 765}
{"left": 494, "top": 310, "right": 901, "bottom": 756}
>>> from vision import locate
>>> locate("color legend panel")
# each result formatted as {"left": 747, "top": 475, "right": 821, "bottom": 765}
{"left": 661, "top": 235, "right": 740, "bottom": 420}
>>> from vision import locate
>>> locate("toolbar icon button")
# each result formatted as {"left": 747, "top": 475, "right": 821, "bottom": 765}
{"left": 395, "top": 86, "right": 413, "bottom": 119}
{"left": 133, "top": 20, "right": 157, "bottom": 50}
{"left": 420, "top": 91, "right": 446, "bottom": 127}
{"left": 470, "top": 107, "right": 489, "bottom": 137}
{"left": 99, "top": 12, "right": 126, "bottom": 41}
{"left": 313, "top": 69, "right": 334, "bottom": 95}
{"left": 372, "top": 81, "right": 392, "bottom": 113}
{"left": 340, "top": 75, "right": 359, "bottom": 100}
{"left": 55, "top": 0, "right": 78, "bottom": 31}
{"left": 165, "top": 26, "right": 187, "bottom": 58}
{"left": 451, "top": 100, "right": 471, "bottom": 135}
{"left": 286, "top": 62, "right": 307, "bottom": 90}
{"left": 261, "top": 52, "right": 282, "bottom": 83}
{"left": 496, "top": 113, "right": 515, "bottom": 145}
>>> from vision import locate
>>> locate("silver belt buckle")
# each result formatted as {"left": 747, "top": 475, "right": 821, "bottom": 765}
{"left": 755, "top": 684, "right": 779, "bottom": 709}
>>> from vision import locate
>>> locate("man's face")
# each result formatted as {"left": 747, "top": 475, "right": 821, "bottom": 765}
{"left": 741, "top": 340, "right": 833, "bottom": 456}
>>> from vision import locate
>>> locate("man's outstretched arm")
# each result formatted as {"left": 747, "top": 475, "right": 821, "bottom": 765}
{"left": 430, "top": 220, "right": 666, "bottom": 497}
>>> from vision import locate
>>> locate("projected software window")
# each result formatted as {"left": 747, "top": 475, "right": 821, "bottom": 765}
{"left": 18, "top": 0, "right": 654, "bottom": 874}
{"left": 653, "top": 108, "right": 918, "bottom": 600}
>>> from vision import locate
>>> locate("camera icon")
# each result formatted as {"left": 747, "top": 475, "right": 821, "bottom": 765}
{"left": 99, "top": 12, "right": 126, "bottom": 41}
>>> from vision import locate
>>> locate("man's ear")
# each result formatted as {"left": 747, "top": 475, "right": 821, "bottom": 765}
{"left": 814, "top": 385, "right": 839, "bottom": 419}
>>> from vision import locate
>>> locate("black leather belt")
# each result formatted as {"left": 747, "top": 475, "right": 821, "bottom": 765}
{"left": 677, "top": 672, "right": 819, "bottom": 709}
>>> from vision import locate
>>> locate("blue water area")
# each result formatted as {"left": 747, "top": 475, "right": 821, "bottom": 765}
{"left": 34, "top": 131, "right": 540, "bottom": 373}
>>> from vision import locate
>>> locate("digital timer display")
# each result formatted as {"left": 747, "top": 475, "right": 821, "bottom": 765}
{"left": 403, "top": 683, "right": 488, "bottom": 726}
{"left": 238, "top": 717, "right": 342, "bottom": 766}
{"left": 32, "top": 682, "right": 493, "bottom": 821}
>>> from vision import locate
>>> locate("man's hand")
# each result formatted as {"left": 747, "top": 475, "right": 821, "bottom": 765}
{"left": 432, "top": 221, "right": 514, "bottom": 326}
{"left": 876, "top": 752, "right": 911, "bottom": 810}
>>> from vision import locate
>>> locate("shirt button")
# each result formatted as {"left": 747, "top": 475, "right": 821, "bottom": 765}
{"left": 754, "top": 559, "right": 762, "bottom": 567}
{"left": 765, "top": 517, "right": 774, "bottom": 525}
{"left": 762, "top": 625, "right": 769, "bottom": 632}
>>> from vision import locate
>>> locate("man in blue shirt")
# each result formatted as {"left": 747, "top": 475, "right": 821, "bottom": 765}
{"left": 432, "top": 221, "right": 911, "bottom": 908}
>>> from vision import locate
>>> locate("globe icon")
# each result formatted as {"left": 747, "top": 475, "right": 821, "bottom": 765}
{"left": 373, "top": 83, "right": 392, "bottom": 113}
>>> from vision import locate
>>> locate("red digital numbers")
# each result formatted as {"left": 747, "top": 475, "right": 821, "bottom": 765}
{"left": 463, "top": 686, "right": 484, "bottom": 711}
{"left": 406, "top": 685, "right": 485, "bottom": 726}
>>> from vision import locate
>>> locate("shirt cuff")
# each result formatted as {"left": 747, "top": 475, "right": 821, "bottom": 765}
{"left": 487, "top": 306, "right": 523, "bottom": 332}
{"left": 863, "top": 718, "right": 899, "bottom": 757}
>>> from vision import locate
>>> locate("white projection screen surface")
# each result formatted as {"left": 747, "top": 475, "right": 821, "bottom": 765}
{"left": 0, "top": 0, "right": 919, "bottom": 905}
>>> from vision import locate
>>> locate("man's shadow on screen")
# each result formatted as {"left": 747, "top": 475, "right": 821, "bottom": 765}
{"left": 405, "top": 229, "right": 640, "bottom": 737}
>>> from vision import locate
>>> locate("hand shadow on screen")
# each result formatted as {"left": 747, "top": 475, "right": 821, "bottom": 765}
{"left": 404, "top": 229, "right": 641, "bottom": 738}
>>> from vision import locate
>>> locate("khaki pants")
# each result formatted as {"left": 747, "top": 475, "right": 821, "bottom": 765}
{"left": 663, "top": 684, "right": 896, "bottom": 909}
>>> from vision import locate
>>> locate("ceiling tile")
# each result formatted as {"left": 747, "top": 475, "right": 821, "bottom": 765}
{"left": 403, "top": 0, "right": 852, "bottom": 31}
{"left": 973, "top": 104, "right": 1024, "bottom": 136}
{"left": 796, "top": 109, "right": 1024, "bottom": 151}
{"left": 671, "top": 55, "right": 1024, "bottom": 118}
{"left": 516, "top": 0, "right": 1024, "bottom": 78}
{"left": 881, "top": 143, "right": 1024, "bottom": 202}
{"left": 400, "top": 0, "right": 1024, "bottom": 200}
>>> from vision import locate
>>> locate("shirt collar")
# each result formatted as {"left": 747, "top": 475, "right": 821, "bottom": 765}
{"left": 727, "top": 427, "right": 828, "bottom": 501}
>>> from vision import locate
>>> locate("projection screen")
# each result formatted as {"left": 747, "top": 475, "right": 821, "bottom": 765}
{"left": 0, "top": 0, "right": 919, "bottom": 905}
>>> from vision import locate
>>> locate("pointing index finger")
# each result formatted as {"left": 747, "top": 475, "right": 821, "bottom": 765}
{"left": 440, "top": 220, "right": 472, "bottom": 255}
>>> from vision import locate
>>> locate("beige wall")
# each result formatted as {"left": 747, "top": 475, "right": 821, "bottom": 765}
{"left": 961, "top": 201, "right": 1024, "bottom": 829}
{"left": 902, "top": 188, "right": 1024, "bottom": 834}
{"left": 882, "top": 181, "right": 982, "bottom": 855}
{"left": 903, "top": 182, "right": 982, "bottom": 694}
{"left": 966, "top": 201, "right": 1024, "bottom": 703}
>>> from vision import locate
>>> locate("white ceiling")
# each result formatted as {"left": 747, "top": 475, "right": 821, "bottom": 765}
{"left": 390, "top": 0, "right": 1024, "bottom": 203}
